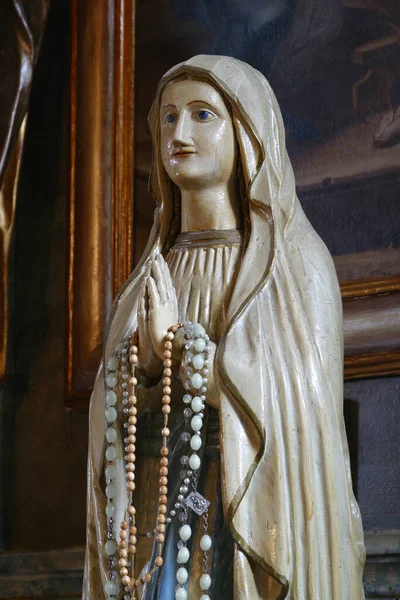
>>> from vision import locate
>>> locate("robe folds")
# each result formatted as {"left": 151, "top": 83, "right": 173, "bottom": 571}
{"left": 83, "top": 55, "right": 365, "bottom": 599}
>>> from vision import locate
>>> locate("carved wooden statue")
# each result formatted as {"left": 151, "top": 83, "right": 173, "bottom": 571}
{"left": 83, "top": 55, "right": 366, "bottom": 600}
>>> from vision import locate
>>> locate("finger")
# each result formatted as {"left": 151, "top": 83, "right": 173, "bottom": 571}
{"left": 156, "top": 254, "right": 175, "bottom": 300}
{"left": 146, "top": 276, "right": 160, "bottom": 311}
{"left": 151, "top": 259, "right": 166, "bottom": 303}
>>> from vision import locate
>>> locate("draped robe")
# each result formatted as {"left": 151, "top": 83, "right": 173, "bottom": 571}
{"left": 83, "top": 55, "right": 365, "bottom": 599}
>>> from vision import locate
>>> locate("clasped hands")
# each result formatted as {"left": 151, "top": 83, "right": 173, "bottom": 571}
{"left": 138, "top": 254, "right": 181, "bottom": 377}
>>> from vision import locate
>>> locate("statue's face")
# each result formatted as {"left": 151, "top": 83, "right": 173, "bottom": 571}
{"left": 160, "top": 80, "right": 237, "bottom": 189}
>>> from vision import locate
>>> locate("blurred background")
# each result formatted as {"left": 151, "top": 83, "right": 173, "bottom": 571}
{"left": 0, "top": 0, "right": 399, "bottom": 597}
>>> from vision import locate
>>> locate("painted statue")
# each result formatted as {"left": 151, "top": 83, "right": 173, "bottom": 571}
{"left": 83, "top": 55, "right": 366, "bottom": 599}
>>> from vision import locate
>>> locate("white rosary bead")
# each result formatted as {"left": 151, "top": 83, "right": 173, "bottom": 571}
{"left": 192, "top": 354, "right": 205, "bottom": 370}
{"left": 105, "top": 446, "right": 117, "bottom": 461}
{"left": 106, "top": 428, "right": 117, "bottom": 443}
{"left": 104, "top": 580, "right": 117, "bottom": 596}
{"left": 190, "top": 434, "right": 202, "bottom": 451}
{"left": 200, "top": 574, "right": 212, "bottom": 590}
{"left": 105, "top": 407, "right": 117, "bottom": 422}
{"left": 175, "top": 588, "right": 187, "bottom": 600}
{"left": 191, "top": 373, "right": 203, "bottom": 389}
{"left": 106, "top": 373, "right": 118, "bottom": 388}
{"left": 105, "top": 502, "right": 116, "bottom": 518}
{"left": 107, "top": 356, "right": 120, "bottom": 371}
{"left": 177, "top": 546, "right": 190, "bottom": 564}
{"left": 193, "top": 323, "right": 206, "bottom": 337}
{"left": 106, "top": 390, "right": 117, "bottom": 405}
{"left": 176, "top": 567, "right": 188, "bottom": 584}
{"left": 191, "top": 415, "right": 203, "bottom": 432}
{"left": 189, "top": 454, "right": 201, "bottom": 470}
{"left": 191, "top": 396, "right": 203, "bottom": 412}
{"left": 105, "top": 540, "right": 117, "bottom": 555}
{"left": 200, "top": 534, "right": 212, "bottom": 551}
{"left": 194, "top": 337, "right": 206, "bottom": 352}
{"left": 179, "top": 524, "right": 192, "bottom": 541}
{"left": 200, "top": 595, "right": 211, "bottom": 600}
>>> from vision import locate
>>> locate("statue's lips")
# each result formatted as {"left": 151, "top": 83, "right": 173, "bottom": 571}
{"left": 172, "top": 151, "right": 196, "bottom": 158}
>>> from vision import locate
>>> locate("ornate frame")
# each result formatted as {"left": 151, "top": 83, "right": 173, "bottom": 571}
{"left": 67, "top": 0, "right": 135, "bottom": 410}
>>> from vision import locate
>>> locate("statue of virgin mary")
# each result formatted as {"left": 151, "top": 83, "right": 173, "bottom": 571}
{"left": 83, "top": 55, "right": 366, "bottom": 599}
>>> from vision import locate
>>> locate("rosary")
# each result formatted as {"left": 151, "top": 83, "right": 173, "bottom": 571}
{"left": 102, "top": 322, "right": 213, "bottom": 600}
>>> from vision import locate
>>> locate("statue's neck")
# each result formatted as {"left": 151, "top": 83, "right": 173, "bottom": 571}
{"left": 180, "top": 182, "right": 243, "bottom": 232}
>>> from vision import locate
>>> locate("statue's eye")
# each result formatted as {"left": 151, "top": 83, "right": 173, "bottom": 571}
{"left": 196, "top": 110, "right": 213, "bottom": 121}
{"left": 165, "top": 113, "right": 177, "bottom": 124}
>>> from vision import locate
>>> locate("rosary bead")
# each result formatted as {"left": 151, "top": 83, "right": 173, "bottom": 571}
{"left": 159, "top": 495, "right": 167, "bottom": 504}
{"left": 129, "top": 406, "right": 137, "bottom": 415}
{"left": 129, "top": 354, "right": 138, "bottom": 365}
{"left": 160, "top": 466, "right": 168, "bottom": 476}
{"left": 194, "top": 337, "right": 206, "bottom": 352}
{"left": 164, "top": 359, "right": 172, "bottom": 368}
{"left": 179, "top": 524, "right": 192, "bottom": 541}
{"left": 106, "top": 390, "right": 117, "bottom": 406}
{"left": 106, "top": 373, "right": 118, "bottom": 388}
{"left": 200, "top": 574, "right": 212, "bottom": 590}
{"left": 161, "top": 457, "right": 168, "bottom": 466}
{"left": 191, "top": 373, "right": 203, "bottom": 389}
{"left": 190, "top": 434, "right": 202, "bottom": 451}
{"left": 105, "top": 540, "right": 117, "bottom": 555}
{"left": 200, "top": 534, "right": 212, "bottom": 551}
{"left": 104, "top": 581, "right": 117, "bottom": 595}
{"left": 129, "top": 545, "right": 137, "bottom": 554}
{"left": 129, "top": 376, "right": 137, "bottom": 385}
{"left": 120, "top": 530, "right": 127, "bottom": 540}
{"left": 159, "top": 486, "right": 168, "bottom": 495}
{"left": 171, "top": 325, "right": 178, "bottom": 332}
{"left": 126, "top": 472, "right": 135, "bottom": 481}
{"left": 127, "top": 453, "right": 135, "bottom": 462}
{"left": 158, "top": 514, "right": 166, "bottom": 523}
{"left": 106, "top": 428, "right": 117, "bottom": 443}
{"left": 157, "top": 524, "right": 166, "bottom": 533}
{"left": 105, "top": 407, "right": 117, "bottom": 422}
{"left": 163, "top": 385, "right": 172, "bottom": 395}
{"left": 143, "top": 573, "right": 152, "bottom": 583}
{"left": 175, "top": 589, "right": 187, "bottom": 600}
{"left": 127, "top": 444, "right": 136, "bottom": 453}
{"left": 155, "top": 556, "right": 164, "bottom": 567}
{"left": 105, "top": 465, "right": 117, "bottom": 480}
{"left": 128, "top": 435, "right": 136, "bottom": 444}
{"left": 130, "top": 525, "right": 137, "bottom": 534}
{"left": 177, "top": 547, "right": 190, "bottom": 564}
{"left": 130, "top": 344, "right": 138, "bottom": 354}
{"left": 161, "top": 427, "right": 170, "bottom": 438}
{"left": 159, "top": 476, "right": 168, "bottom": 486}
{"left": 166, "top": 332, "right": 174, "bottom": 341}
{"left": 127, "top": 481, "right": 135, "bottom": 491}
{"left": 190, "top": 415, "right": 203, "bottom": 432}
{"left": 159, "top": 504, "right": 167, "bottom": 514}
{"left": 176, "top": 566, "right": 188, "bottom": 584}
{"left": 164, "top": 341, "right": 173, "bottom": 350}
{"left": 120, "top": 549, "right": 127, "bottom": 558}
{"left": 120, "top": 567, "right": 128, "bottom": 576}
{"left": 161, "top": 447, "right": 169, "bottom": 457}
{"left": 129, "top": 535, "right": 137, "bottom": 545}
{"left": 128, "top": 416, "right": 137, "bottom": 425}
{"left": 189, "top": 454, "right": 201, "bottom": 470}
{"left": 127, "top": 505, "right": 136, "bottom": 515}
{"left": 156, "top": 533, "right": 165, "bottom": 543}
{"left": 163, "top": 376, "right": 172, "bottom": 386}
{"left": 162, "top": 395, "right": 171, "bottom": 404}
{"left": 129, "top": 395, "right": 137, "bottom": 405}
{"left": 164, "top": 367, "right": 172, "bottom": 376}
{"left": 162, "top": 405, "right": 171, "bottom": 415}
{"left": 192, "top": 353, "right": 205, "bottom": 370}
{"left": 120, "top": 520, "right": 128, "bottom": 530}
{"left": 163, "top": 350, "right": 172, "bottom": 359}
{"left": 126, "top": 462, "right": 135, "bottom": 472}
{"left": 191, "top": 396, "right": 203, "bottom": 413}
{"left": 128, "top": 425, "right": 136, "bottom": 435}
{"left": 119, "top": 540, "right": 127, "bottom": 549}
{"left": 121, "top": 575, "right": 131, "bottom": 586}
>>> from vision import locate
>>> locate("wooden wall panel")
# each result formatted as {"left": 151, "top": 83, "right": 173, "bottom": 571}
{"left": 67, "top": 0, "right": 135, "bottom": 409}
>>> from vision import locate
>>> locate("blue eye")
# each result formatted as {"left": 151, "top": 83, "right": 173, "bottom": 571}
{"left": 197, "top": 110, "right": 212, "bottom": 121}
{"left": 165, "top": 113, "right": 177, "bottom": 124}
